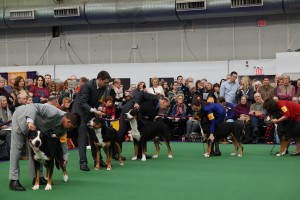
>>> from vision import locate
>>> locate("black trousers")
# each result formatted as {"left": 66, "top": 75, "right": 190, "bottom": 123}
{"left": 78, "top": 122, "right": 97, "bottom": 165}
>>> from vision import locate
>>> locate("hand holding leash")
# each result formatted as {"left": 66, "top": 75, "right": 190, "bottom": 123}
{"left": 27, "top": 122, "right": 36, "bottom": 131}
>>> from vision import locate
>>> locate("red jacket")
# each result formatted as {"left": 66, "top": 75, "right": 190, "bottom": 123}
{"left": 277, "top": 100, "right": 300, "bottom": 121}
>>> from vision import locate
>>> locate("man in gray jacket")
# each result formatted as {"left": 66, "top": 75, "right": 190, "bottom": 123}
{"left": 9, "top": 104, "right": 80, "bottom": 191}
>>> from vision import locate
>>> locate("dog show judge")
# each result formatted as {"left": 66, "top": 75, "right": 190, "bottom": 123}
{"left": 9, "top": 104, "right": 80, "bottom": 191}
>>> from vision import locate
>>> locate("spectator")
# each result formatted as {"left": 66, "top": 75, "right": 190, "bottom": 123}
{"left": 30, "top": 75, "right": 50, "bottom": 103}
{"left": 4, "top": 75, "right": 16, "bottom": 95}
{"left": 112, "top": 78, "right": 124, "bottom": 118}
{"left": 16, "top": 94, "right": 27, "bottom": 107}
{"left": 258, "top": 77, "right": 275, "bottom": 101}
{"left": 128, "top": 84, "right": 137, "bottom": 94}
{"left": 186, "top": 100, "right": 201, "bottom": 135}
{"left": 295, "top": 78, "right": 300, "bottom": 97}
{"left": 168, "top": 81, "right": 184, "bottom": 109}
{"left": 26, "top": 96, "right": 33, "bottom": 104}
{"left": 132, "top": 81, "right": 147, "bottom": 98}
{"left": 0, "top": 77, "right": 14, "bottom": 109}
{"left": 277, "top": 74, "right": 295, "bottom": 101}
{"left": 78, "top": 77, "right": 89, "bottom": 91}
{"left": 25, "top": 78, "right": 34, "bottom": 91}
{"left": 169, "top": 94, "right": 187, "bottom": 136}
{"left": 236, "top": 76, "right": 254, "bottom": 105}
{"left": 60, "top": 97, "right": 72, "bottom": 112}
{"left": 101, "top": 96, "right": 116, "bottom": 121}
{"left": 234, "top": 96, "right": 252, "bottom": 143}
{"left": 249, "top": 93, "right": 267, "bottom": 143}
{"left": 44, "top": 74, "right": 52, "bottom": 90}
{"left": 161, "top": 81, "right": 169, "bottom": 98}
{"left": 11, "top": 76, "right": 31, "bottom": 106}
{"left": 148, "top": 77, "right": 165, "bottom": 97}
{"left": 220, "top": 71, "right": 239, "bottom": 105}
{"left": 254, "top": 81, "right": 262, "bottom": 93}
{"left": 205, "top": 82, "right": 217, "bottom": 103}
{"left": 213, "top": 83, "right": 220, "bottom": 100}
{"left": 195, "top": 80, "right": 205, "bottom": 98}
{"left": 176, "top": 75, "right": 188, "bottom": 94}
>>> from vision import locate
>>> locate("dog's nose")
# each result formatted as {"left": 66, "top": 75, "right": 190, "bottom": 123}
{"left": 34, "top": 140, "right": 41, "bottom": 147}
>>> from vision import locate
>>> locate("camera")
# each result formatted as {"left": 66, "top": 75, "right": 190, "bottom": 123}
{"left": 67, "top": 80, "right": 76, "bottom": 91}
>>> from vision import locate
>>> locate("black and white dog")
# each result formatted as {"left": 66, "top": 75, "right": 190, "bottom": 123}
{"left": 27, "top": 130, "right": 65, "bottom": 191}
{"left": 125, "top": 109, "right": 173, "bottom": 161}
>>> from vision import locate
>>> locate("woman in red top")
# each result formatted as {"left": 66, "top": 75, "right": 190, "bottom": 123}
{"left": 30, "top": 75, "right": 50, "bottom": 103}
{"left": 264, "top": 98, "right": 300, "bottom": 156}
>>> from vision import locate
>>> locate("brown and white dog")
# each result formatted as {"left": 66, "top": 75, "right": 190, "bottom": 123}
{"left": 125, "top": 109, "right": 173, "bottom": 161}
{"left": 88, "top": 117, "right": 124, "bottom": 170}
{"left": 27, "top": 130, "right": 66, "bottom": 191}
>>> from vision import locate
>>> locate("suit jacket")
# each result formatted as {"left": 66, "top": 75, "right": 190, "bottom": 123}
{"left": 72, "top": 79, "right": 115, "bottom": 122}
{"left": 12, "top": 104, "right": 66, "bottom": 136}
{"left": 122, "top": 92, "right": 159, "bottom": 120}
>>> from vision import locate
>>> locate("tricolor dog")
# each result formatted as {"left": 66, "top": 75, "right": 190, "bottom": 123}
{"left": 197, "top": 112, "right": 245, "bottom": 157}
{"left": 27, "top": 130, "right": 66, "bottom": 191}
{"left": 88, "top": 117, "right": 124, "bottom": 170}
{"left": 125, "top": 109, "right": 173, "bottom": 161}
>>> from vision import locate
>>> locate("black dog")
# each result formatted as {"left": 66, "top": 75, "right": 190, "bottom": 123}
{"left": 88, "top": 117, "right": 124, "bottom": 170}
{"left": 125, "top": 109, "right": 173, "bottom": 161}
{"left": 276, "top": 120, "right": 300, "bottom": 156}
{"left": 27, "top": 130, "right": 65, "bottom": 191}
{"left": 196, "top": 112, "right": 245, "bottom": 157}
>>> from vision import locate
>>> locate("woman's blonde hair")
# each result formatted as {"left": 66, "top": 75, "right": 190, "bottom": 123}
{"left": 175, "top": 94, "right": 184, "bottom": 103}
{"left": 241, "top": 76, "right": 251, "bottom": 91}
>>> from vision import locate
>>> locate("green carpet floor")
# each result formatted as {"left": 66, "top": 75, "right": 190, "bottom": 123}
{"left": 0, "top": 142, "right": 299, "bottom": 200}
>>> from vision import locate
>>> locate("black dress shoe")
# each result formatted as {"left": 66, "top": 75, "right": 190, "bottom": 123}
{"left": 100, "top": 159, "right": 107, "bottom": 167}
{"left": 9, "top": 180, "right": 26, "bottom": 191}
{"left": 32, "top": 177, "right": 48, "bottom": 185}
{"left": 112, "top": 154, "right": 127, "bottom": 161}
{"left": 80, "top": 164, "right": 90, "bottom": 171}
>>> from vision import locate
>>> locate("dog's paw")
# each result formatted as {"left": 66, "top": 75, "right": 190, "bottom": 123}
{"left": 168, "top": 155, "right": 173, "bottom": 159}
{"left": 152, "top": 155, "right": 159, "bottom": 159}
{"left": 94, "top": 167, "right": 100, "bottom": 170}
{"left": 204, "top": 153, "right": 210, "bottom": 158}
{"left": 32, "top": 185, "right": 39, "bottom": 190}
{"left": 276, "top": 153, "right": 283, "bottom": 157}
{"left": 230, "top": 152, "right": 237, "bottom": 156}
{"left": 119, "top": 162, "right": 124, "bottom": 166}
{"left": 107, "top": 167, "right": 112, "bottom": 171}
{"left": 141, "top": 156, "right": 146, "bottom": 161}
{"left": 45, "top": 184, "right": 52, "bottom": 191}
{"left": 238, "top": 154, "right": 242, "bottom": 157}
{"left": 131, "top": 156, "right": 137, "bottom": 160}
{"left": 63, "top": 174, "right": 68, "bottom": 182}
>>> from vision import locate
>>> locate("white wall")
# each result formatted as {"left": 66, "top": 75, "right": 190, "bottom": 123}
{"left": 0, "top": 59, "right": 280, "bottom": 85}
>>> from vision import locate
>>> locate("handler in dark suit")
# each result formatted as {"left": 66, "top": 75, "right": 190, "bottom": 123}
{"left": 118, "top": 91, "right": 170, "bottom": 149}
{"left": 72, "top": 71, "right": 114, "bottom": 171}
{"left": 9, "top": 104, "right": 80, "bottom": 191}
